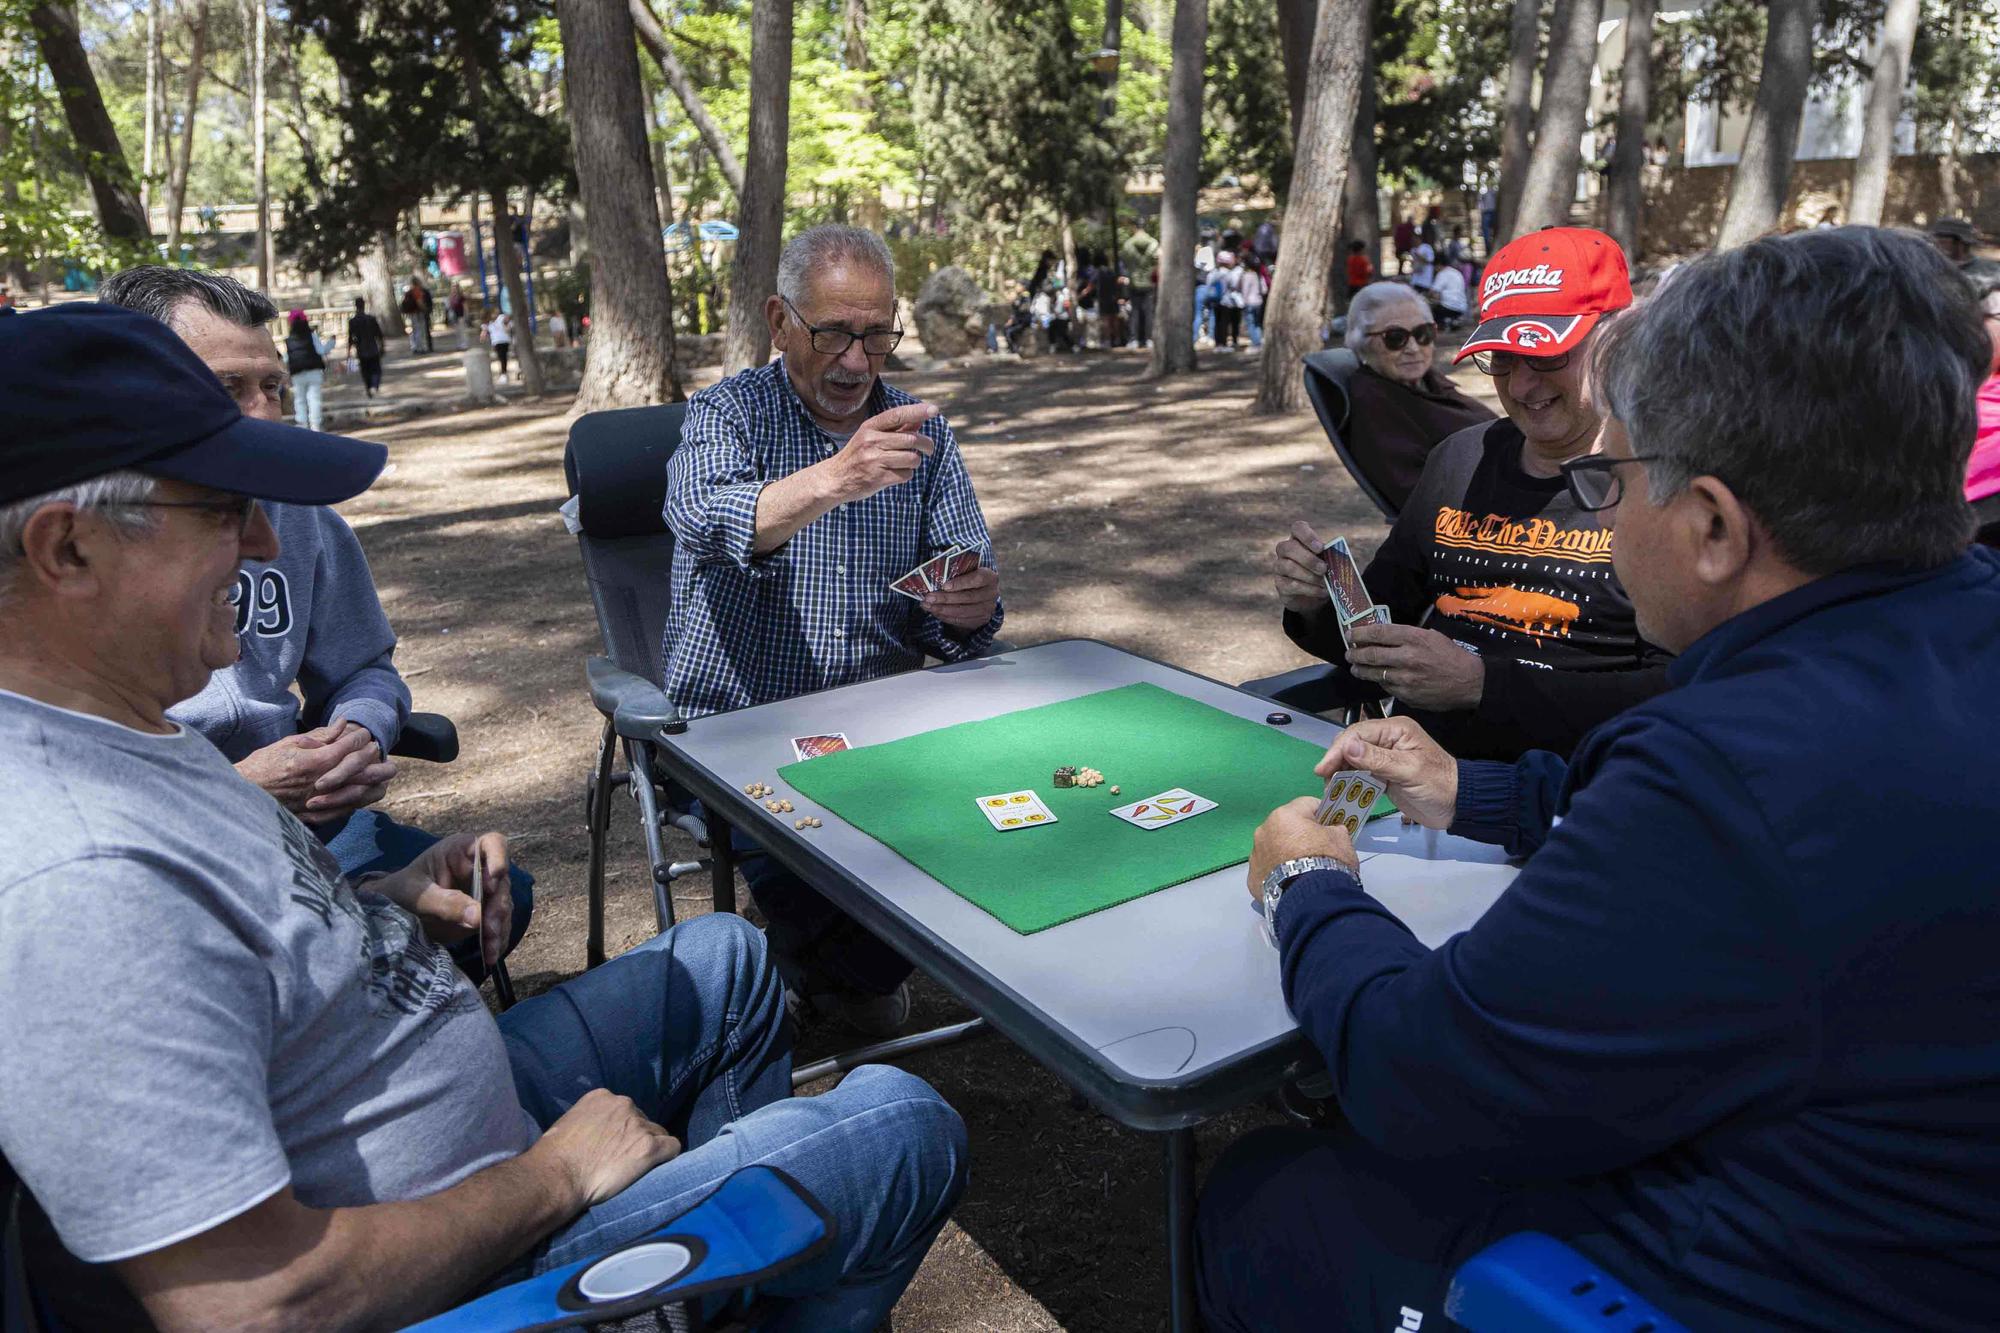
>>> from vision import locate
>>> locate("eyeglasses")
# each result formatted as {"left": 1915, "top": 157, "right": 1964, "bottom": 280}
{"left": 1472, "top": 348, "right": 1573, "bottom": 376}
{"left": 1366, "top": 323, "right": 1435, "bottom": 351}
{"left": 782, "top": 297, "right": 904, "bottom": 357}
{"left": 105, "top": 496, "right": 261, "bottom": 537}
{"left": 1560, "top": 454, "right": 1662, "bottom": 511}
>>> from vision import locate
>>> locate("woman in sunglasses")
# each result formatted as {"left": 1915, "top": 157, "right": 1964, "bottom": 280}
{"left": 1340, "top": 283, "right": 1495, "bottom": 512}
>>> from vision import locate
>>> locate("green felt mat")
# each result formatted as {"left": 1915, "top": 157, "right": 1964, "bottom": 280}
{"left": 778, "top": 681, "right": 1391, "bottom": 934}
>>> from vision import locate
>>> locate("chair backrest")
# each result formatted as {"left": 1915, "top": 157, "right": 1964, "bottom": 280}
{"left": 563, "top": 403, "right": 690, "bottom": 687}
{"left": 1301, "top": 347, "right": 1401, "bottom": 523}
{"left": 3, "top": 1152, "right": 152, "bottom": 1331}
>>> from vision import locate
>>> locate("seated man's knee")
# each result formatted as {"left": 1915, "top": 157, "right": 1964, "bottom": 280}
{"left": 1197, "top": 1127, "right": 1332, "bottom": 1330}
{"left": 837, "top": 1064, "right": 969, "bottom": 1217}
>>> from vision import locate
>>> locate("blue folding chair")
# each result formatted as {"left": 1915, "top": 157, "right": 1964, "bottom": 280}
{"left": 1447, "top": 1233, "right": 1690, "bottom": 1333}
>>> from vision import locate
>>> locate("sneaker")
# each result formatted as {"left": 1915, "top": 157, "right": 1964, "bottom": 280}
{"left": 807, "top": 982, "right": 912, "bottom": 1039}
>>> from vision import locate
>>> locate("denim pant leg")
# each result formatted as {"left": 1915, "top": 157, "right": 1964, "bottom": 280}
{"left": 685, "top": 799, "right": 914, "bottom": 998}
{"left": 316, "top": 806, "right": 535, "bottom": 977}
{"left": 503, "top": 917, "right": 965, "bottom": 1332}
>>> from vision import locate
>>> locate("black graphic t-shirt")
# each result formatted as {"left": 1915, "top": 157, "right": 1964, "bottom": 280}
{"left": 1286, "top": 418, "right": 1672, "bottom": 759}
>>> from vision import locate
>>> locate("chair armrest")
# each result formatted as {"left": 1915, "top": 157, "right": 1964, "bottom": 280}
{"left": 1237, "top": 665, "right": 1348, "bottom": 714}
{"left": 1445, "top": 1233, "right": 1689, "bottom": 1333}
{"left": 586, "top": 656, "right": 687, "bottom": 738}
{"left": 390, "top": 713, "right": 460, "bottom": 764}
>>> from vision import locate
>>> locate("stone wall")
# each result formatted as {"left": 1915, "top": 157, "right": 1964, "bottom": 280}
{"left": 1638, "top": 152, "right": 2000, "bottom": 257}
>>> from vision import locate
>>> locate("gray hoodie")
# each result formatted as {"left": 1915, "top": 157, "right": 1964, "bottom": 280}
{"left": 168, "top": 502, "right": 410, "bottom": 759}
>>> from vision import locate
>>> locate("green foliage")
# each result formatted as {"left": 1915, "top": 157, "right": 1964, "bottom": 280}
{"left": 1203, "top": 0, "right": 1290, "bottom": 197}
{"left": 1912, "top": 0, "right": 2000, "bottom": 154}
{"left": 1651, "top": 0, "right": 1891, "bottom": 116}
{"left": 1374, "top": 0, "right": 1510, "bottom": 190}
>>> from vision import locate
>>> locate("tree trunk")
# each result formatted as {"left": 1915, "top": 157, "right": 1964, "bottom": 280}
{"left": 1339, "top": 3, "right": 1378, "bottom": 285}
{"left": 163, "top": 0, "right": 209, "bottom": 257}
{"left": 556, "top": 0, "right": 681, "bottom": 410}
{"left": 248, "top": 0, "right": 270, "bottom": 287}
{"left": 1510, "top": 0, "right": 1601, "bottom": 239}
{"left": 1275, "top": 0, "right": 1314, "bottom": 140}
{"left": 363, "top": 231, "right": 406, "bottom": 337}
{"left": 1849, "top": 0, "right": 1918, "bottom": 226}
{"left": 1256, "top": 0, "right": 1368, "bottom": 415}
{"left": 27, "top": 3, "right": 151, "bottom": 243}
{"left": 723, "top": 0, "right": 791, "bottom": 375}
{"left": 1939, "top": 0, "right": 1962, "bottom": 216}
{"left": 631, "top": 0, "right": 745, "bottom": 198}
{"left": 1716, "top": 0, "right": 1820, "bottom": 249}
{"left": 1147, "top": 0, "right": 1207, "bottom": 379}
{"left": 1100, "top": 0, "right": 1123, "bottom": 249}
{"left": 639, "top": 91, "right": 670, "bottom": 251}
{"left": 1604, "top": 0, "right": 1654, "bottom": 259}
{"left": 490, "top": 187, "right": 545, "bottom": 395}
{"left": 1495, "top": 0, "right": 1540, "bottom": 241}
{"left": 142, "top": 0, "right": 161, "bottom": 218}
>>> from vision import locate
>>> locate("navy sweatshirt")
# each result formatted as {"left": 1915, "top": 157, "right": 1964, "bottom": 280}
{"left": 1274, "top": 550, "right": 2000, "bottom": 1331}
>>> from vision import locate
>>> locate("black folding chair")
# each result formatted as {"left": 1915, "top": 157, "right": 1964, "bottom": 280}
{"left": 1302, "top": 347, "right": 1401, "bottom": 523}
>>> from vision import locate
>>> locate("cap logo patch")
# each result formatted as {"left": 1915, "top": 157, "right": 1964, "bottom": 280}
{"left": 1481, "top": 262, "right": 1565, "bottom": 312}
{"left": 1507, "top": 321, "right": 1561, "bottom": 349}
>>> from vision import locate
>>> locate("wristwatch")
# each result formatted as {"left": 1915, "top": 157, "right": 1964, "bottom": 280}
{"left": 1259, "top": 856, "right": 1356, "bottom": 948}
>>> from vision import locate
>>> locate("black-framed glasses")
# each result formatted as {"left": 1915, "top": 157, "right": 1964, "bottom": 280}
{"left": 1472, "top": 347, "right": 1573, "bottom": 376}
{"left": 105, "top": 496, "right": 261, "bottom": 537}
{"left": 1367, "top": 323, "right": 1435, "bottom": 351}
{"left": 1560, "top": 454, "right": 1662, "bottom": 511}
{"left": 782, "top": 296, "right": 904, "bottom": 357}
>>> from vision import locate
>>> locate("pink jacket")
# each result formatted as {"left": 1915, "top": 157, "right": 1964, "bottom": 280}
{"left": 1968, "top": 374, "right": 2000, "bottom": 503}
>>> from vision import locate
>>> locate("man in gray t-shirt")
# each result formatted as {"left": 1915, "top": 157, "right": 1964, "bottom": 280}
{"left": 0, "top": 302, "right": 964, "bottom": 1330}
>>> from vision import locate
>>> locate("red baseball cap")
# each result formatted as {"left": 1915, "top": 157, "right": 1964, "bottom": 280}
{"left": 1454, "top": 226, "right": 1632, "bottom": 364}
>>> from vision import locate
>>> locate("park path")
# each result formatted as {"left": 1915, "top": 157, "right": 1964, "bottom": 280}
{"left": 338, "top": 348, "right": 1501, "bottom": 1331}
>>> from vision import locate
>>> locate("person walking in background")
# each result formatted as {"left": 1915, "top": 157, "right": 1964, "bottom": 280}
{"left": 485, "top": 306, "right": 514, "bottom": 381}
{"left": 285, "top": 308, "right": 332, "bottom": 431}
{"left": 401, "top": 278, "right": 434, "bottom": 354}
{"left": 1213, "top": 252, "right": 1246, "bottom": 351}
{"left": 1392, "top": 216, "right": 1416, "bottom": 275}
{"left": 1478, "top": 186, "right": 1498, "bottom": 257}
{"left": 1193, "top": 228, "right": 1219, "bottom": 346}
{"left": 347, "top": 296, "right": 385, "bottom": 398}
{"left": 1252, "top": 216, "right": 1280, "bottom": 267}
{"left": 1120, "top": 221, "right": 1160, "bottom": 348}
{"left": 1242, "top": 251, "right": 1269, "bottom": 348}
{"left": 1346, "top": 239, "right": 1375, "bottom": 295}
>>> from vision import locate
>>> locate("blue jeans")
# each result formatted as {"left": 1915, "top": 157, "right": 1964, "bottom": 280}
{"left": 1194, "top": 280, "right": 1219, "bottom": 340}
{"left": 499, "top": 914, "right": 966, "bottom": 1331}
{"left": 317, "top": 806, "right": 534, "bottom": 981}
{"left": 1245, "top": 304, "right": 1263, "bottom": 347}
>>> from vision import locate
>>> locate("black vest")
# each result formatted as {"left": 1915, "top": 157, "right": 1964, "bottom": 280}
{"left": 286, "top": 325, "right": 326, "bottom": 374}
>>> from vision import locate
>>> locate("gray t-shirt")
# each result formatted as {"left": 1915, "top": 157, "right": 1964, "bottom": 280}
{"left": 0, "top": 690, "right": 537, "bottom": 1263}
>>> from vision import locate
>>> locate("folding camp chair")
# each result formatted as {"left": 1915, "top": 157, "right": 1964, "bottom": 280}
{"left": 1447, "top": 1232, "right": 1690, "bottom": 1333}
{"left": 4, "top": 1150, "right": 833, "bottom": 1333}
{"left": 1303, "top": 347, "right": 1402, "bottom": 524}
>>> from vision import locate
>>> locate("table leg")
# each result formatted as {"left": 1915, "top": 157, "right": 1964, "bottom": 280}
{"left": 706, "top": 808, "right": 738, "bottom": 916}
{"left": 1164, "top": 1126, "right": 1198, "bottom": 1333}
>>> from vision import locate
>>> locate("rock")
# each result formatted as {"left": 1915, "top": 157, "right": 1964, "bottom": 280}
{"left": 913, "top": 266, "right": 994, "bottom": 360}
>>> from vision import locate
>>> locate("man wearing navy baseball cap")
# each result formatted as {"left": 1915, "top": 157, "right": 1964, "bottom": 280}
{"left": 0, "top": 302, "right": 966, "bottom": 1332}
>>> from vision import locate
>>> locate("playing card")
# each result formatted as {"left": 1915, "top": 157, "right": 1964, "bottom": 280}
{"left": 975, "top": 789, "right": 1058, "bottom": 831}
{"left": 939, "top": 546, "right": 981, "bottom": 585}
{"left": 1313, "top": 769, "right": 1382, "bottom": 836}
{"left": 888, "top": 569, "right": 930, "bottom": 600}
{"left": 471, "top": 846, "right": 485, "bottom": 912}
{"left": 1109, "top": 787, "right": 1218, "bottom": 830}
{"left": 1320, "top": 537, "right": 1373, "bottom": 625}
{"left": 916, "top": 545, "right": 965, "bottom": 590}
{"left": 790, "top": 732, "right": 852, "bottom": 761}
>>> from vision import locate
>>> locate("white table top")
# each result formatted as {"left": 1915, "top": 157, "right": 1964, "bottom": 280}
{"left": 655, "top": 639, "right": 1518, "bottom": 1128}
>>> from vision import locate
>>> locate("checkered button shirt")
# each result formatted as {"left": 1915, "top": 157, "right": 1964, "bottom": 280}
{"left": 662, "top": 358, "right": 1003, "bottom": 719}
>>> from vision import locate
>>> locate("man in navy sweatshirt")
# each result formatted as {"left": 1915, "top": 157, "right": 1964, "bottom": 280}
{"left": 1200, "top": 226, "right": 2000, "bottom": 1332}
{"left": 98, "top": 267, "right": 532, "bottom": 978}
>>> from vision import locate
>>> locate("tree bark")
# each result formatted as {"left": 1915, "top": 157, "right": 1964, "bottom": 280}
{"left": 142, "top": 0, "right": 162, "bottom": 218}
{"left": 1256, "top": 0, "right": 1368, "bottom": 414}
{"left": 723, "top": 0, "right": 791, "bottom": 375}
{"left": 1848, "top": 0, "right": 1917, "bottom": 226}
{"left": 1604, "top": 0, "right": 1654, "bottom": 259}
{"left": 1100, "top": 0, "right": 1124, "bottom": 249}
{"left": 556, "top": 0, "right": 681, "bottom": 410}
{"left": 1339, "top": 2, "right": 1378, "bottom": 285}
{"left": 490, "top": 187, "right": 545, "bottom": 394}
{"left": 1716, "top": 0, "right": 1820, "bottom": 248}
{"left": 1147, "top": 0, "right": 1207, "bottom": 379}
{"left": 1939, "top": 0, "right": 1962, "bottom": 216}
{"left": 1510, "top": 0, "right": 1601, "bottom": 239}
{"left": 631, "top": 0, "right": 745, "bottom": 198}
{"left": 163, "top": 0, "right": 209, "bottom": 257}
{"left": 1495, "top": 0, "right": 1541, "bottom": 242}
{"left": 362, "top": 232, "right": 406, "bottom": 336}
{"left": 1275, "top": 0, "right": 1314, "bottom": 141}
{"left": 27, "top": 3, "right": 151, "bottom": 243}
{"left": 247, "top": 0, "right": 270, "bottom": 287}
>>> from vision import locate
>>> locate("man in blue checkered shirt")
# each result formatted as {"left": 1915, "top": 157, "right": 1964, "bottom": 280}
{"left": 663, "top": 225, "right": 1004, "bottom": 1036}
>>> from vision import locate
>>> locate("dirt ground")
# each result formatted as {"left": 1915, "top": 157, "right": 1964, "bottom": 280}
{"left": 340, "top": 345, "right": 1502, "bottom": 1331}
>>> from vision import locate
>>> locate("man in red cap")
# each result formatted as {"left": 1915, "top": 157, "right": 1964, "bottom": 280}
{"left": 1269, "top": 226, "right": 1670, "bottom": 760}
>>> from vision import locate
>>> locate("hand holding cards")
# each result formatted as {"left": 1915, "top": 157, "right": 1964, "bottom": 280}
{"left": 1313, "top": 770, "right": 1382, "bottom": 835}
{"left": 1319, "top": 536, "right": 1391, "bottom": 650}
{"left": 889, "top": 543, "right": 983, "bottom": 601}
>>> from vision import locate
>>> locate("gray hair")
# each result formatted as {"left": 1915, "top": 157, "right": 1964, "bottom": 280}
{"left": 0, "top": 471, "right": 159, "bottom": 608}
{"left": 775, "top": 225, "right": 895, "bottom": 308}
{"left": 1963, "top": 258, "right": 2000, "bottom": 305}
{"left": 98, "top": 265, "right": 278, "bottom": 333}
{"left": 1344, "top": 283, "right": 1433, "bottom": 352}
{"left": 1594, "top": 226, "right": 1982, "bottom": 575}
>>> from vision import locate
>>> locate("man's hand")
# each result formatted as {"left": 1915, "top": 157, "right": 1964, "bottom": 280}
{"left": 1320, "top": 716, "right": 1458, "bottom": 829}
{"left": 235, "top": 724, "right": 377, "bottom": 814}
{"left": 923, "top": 565, "right": 1000, "bottom": 632}
{"left": 1271, "top": 520, "right": 1330, "bottom": 616}
{"left": 1247, "top": 797, "right": 1360, "bottom": 904}
{"left": 376, "top": 831, "right": 512, "bottom": 968}
{"left": 1345, "top": 623, "right": 1485, "bottom": 711}
{"left": 532, "top": 1088, "right": 682, "bottom": 1210}
{"left": 820, "top": 402, "right": 939, "bottom": 505}
{"left": 300, "top": 720, "right": 397, "bottom": 823}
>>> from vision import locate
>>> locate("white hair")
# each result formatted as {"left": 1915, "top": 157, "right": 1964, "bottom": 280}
{"left": 1344, "top": 283, "right": 1433, "bottom": 352}
{"left": 775, "top": 225, "right": 896, "bottom": 307}
{"left": 0, "top": 471, "right": 159, "bottom": 609}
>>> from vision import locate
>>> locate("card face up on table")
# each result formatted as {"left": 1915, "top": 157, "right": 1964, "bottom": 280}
{"left": 974, "top": 789, "right": 1058, "bottom": 831}
{"left": 1108, "top": 788, "right": 1217, "bottom": 830}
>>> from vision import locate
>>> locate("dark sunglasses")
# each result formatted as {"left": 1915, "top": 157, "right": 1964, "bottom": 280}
{"left": 1472, "top": 347, "right": 1573, "bottom": 376}
{"left": 1559, "top": 454, "right": 1663, "bottom": 511}
{"left": 1367, "top": 323, "right": 1435, "bottom": 351}
{"left": 783, "top": 296, "right": 904, "bottom": 357}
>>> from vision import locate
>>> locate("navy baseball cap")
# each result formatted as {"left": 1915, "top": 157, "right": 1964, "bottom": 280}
{"left": 0, "top": 303, "right": 387, "bottom": 506}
